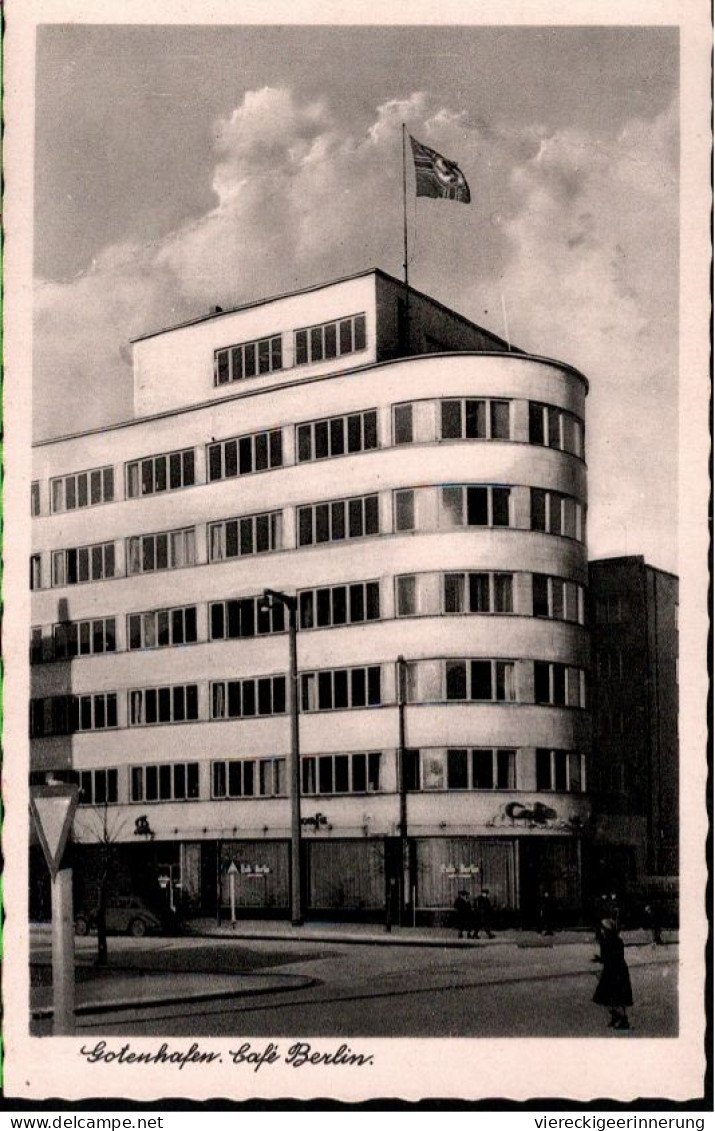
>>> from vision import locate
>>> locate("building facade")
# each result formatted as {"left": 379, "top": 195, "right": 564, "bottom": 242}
{"left": 588, "top": 556, "right": 679, "bottom": 913}
{"left": 30, "top": 268, "right": 590, "bottom": 925}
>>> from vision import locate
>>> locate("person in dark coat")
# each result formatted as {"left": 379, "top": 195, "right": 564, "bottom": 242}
{"left": 593, "top": 918, "right": 633, "bottom": 1030}
{"left": 643, "top": 902, "right": 664, "bottom": 945}
{"left": 453, "top": 890, "right": 471, "bottom": 939}
{"left": 472, "top": 889, "right": 496, "bottom": 939}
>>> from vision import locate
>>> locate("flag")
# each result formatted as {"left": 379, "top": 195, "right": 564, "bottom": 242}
{"left": 409, "top": 135, "right": 471, "bottom": 203}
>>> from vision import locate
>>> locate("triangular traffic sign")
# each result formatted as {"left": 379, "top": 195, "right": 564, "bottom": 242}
{"left": 30, "top": 783, "right": 79, "bottom": 880}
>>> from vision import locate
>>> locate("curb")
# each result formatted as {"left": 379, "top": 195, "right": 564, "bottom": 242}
{"left": 31, "top": 973, "right": 318, "bottom": 1020}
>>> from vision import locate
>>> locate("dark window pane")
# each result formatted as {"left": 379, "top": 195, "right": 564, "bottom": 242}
{"left": 348, "top": 498, "right": 363, "bottom": 538}
{"left": 354, "top": 314, "right": 366, "bottom": 350}
{"left": 185, "top": 685, "right": 198, "bottom": 719}
{"left": 297, "top": 425, "right": 312, "bottom": 462}
{"left": 255, "top": 433, "right": 268, "bottom": 471}
{"left": 243, "top": 761, "right": 255, "bottom": 796}
{"left": 447, "top": 749, "right": 468, "bottom": 789}
{"left": 335, "top": 755, "right": 349, "bottom": 793}
{"left": 299, "top": 591, "right": 314, "bottom": 629}
{"left": 145, "top": 766, "right": 158, "bottom": 801}
{"left": 531, "top": 489, "right": 547, "bottom": 531}
{"left": 310, "top": 326, "right": 324, "bottom": 361}
{"left": 396, "top": 490, "right": 414, "bottom": 531}
{"left": 217, "top": 351, "right": 229, "bottom": 384}
{"left": 295, "top": 330, "right": 308, "bottom": 365}
{"left": 534, "top": 662, "right": 551, "bottom": 704}
{"left": 441, "top": 400, "right": 462, "bottom": 438}
{"left": 352, "top": 753, "right": 367, "bottom": 792}
{"left": 533, "top": 574, "right": 549, "bottom": 617}
{"left": 446, "top": 661, "right": 467, "bottom": 700}
{"left": 318, "top": 671, "right": 333, "bottom": 710}
{"left": 104, "top": 543, "right": 115, "bottom": 577}
{"left": 339, "top": 319, "right": 352, "bottom": 354}
{"left": 350, "top": 583, "right": 365, "bottom": 623}
{"left": 157, "top": 610, "right": 170, "bottom": 646}
{"left": 182, "top": 450, "right": 195, "bottom": 486}
{"left": 366, "top": 582, "right": 380, "bottom": 620}
{"left": 332, "top": 586, "right": 347, "bottom": 625}
{"left": 536, "top": 749, "right": 552, "bottom": 790}
{"left": 187, "top": 764, "right": 199, "bottom": 798}
{"left": 319, "top": 757, "right": 333, "bottom": 794}
{"left": 258, "top": 338, "right": 270, "bottom": 374}
{"left": 234, "top": 437, "right": 249, "bottom": 476}
{"left": 159, "top": 765, "right": 171, "bottom": 800}
{"left": 107, "top": 695, "right": 117, "bottom": 728}
{"left": 494, "top": 574, "right": 513, "bottom": 613}
{"left": 91, "top": 545, "right": 103, "bottom": 579}
{"left": 92, "top": 620, "right": 104, "bottom": 654}
{"left": 334, "top": 669, "right": 349, "bottom": 708}
{"left": 496, "top": 750, "right": 515, "bottom": 789}
{"left": 330, "top": 501, "right": 345, "bottom": 541}
{"left": 228, "top": 761, "right": 242, "bottom": 797}
{"left": 548, "top": 494, "right": 562, "bottom": 535}
{"left": 473, "top": 750, "right": 494, "bottom": 789}
{"left": 552, "top": 665, "right": 566, "bottom": 705}
{"left": 492, "top": 488, "right": 510, "bottom": 526}
{"left": 363, "top": 411, "right": 377, "bottom": 450}
{"left": 173, "top": 685, "right": 186, "bottom": 722}
{"left": 554, "top": 750, "right": 567, "bottom": 790}
{"left": 242, "top": 681, "right": 256, "bottom": 716}
{"left": 258, "top": 678, "right": 272, "bottom": 715}
{"left": 491, "top": 401, "right": 510, "bottom": 439}
{"left": 347, "top": 414, "right": 361, "bottom": 452}
{"left": 158, "top": 687, "right": 171, "bottom": 721}
{"left": 324, "top": 323, "right": 337, "bottom": 359}
{"left": 90, "top": 470, "right": 102, "bottom": 505}
{"left": 94, "top": 696, "right": 106, "bottom": 729}
{"left": 271, "top": 337, "right": 282, "bottom": 370}
{"left": 210, "top": 603, "right": 225, "bottom": 640}
{"left": 404, "top": 749, "right": 420, "bottom": 791}
{"left": 141, "top": 460, "right": 153, "bottom": 496}
{"left": 465, "top": 400, "right": 486, "bottom": 438}
{"left": 529, "top": 403, "right": 545, "bottom": 444}
{"left": 255, "top": 514, "right": 269, "bottom": 552}
{"left": 299, "top": 507, "right": 313, "bottom": 546}
{"left": 269, "top": 430, "right": 282, "bottom": 467}
{"left": 273, "top": 677, "right": 286, "bottom": 715}
{"left": 244, "top": 343, "right": 256, "bottom": 378}
{"left": 208, "top": 444, "right": 222, "bottom": 481}
{"left": 315, "top": 504, "right": 330, "bottom": 543}
{"left": 77, "top": 474, "right": 88, "bottom": 508}
{"left": 145, "top": 689, "right": 157, "bottom": 724}
{"left": 394, "top": 404, "right": 413, "bottom": 445}
{"left": 469, "top": 573, "right": 490, "bottom": 612}
{"left": 444, "top": 573, "right": 464, "bottom": 614}
{"left": 547, "top": 407, "right": 561, "bottom": 448}
{"left": 329, "top": 417, "right": 344, "bottom": 456}
{"left": 102, "top": 467, "right": 114, "bottom": 501}
{"left": 142, "top": 538, "right": 155, "bottom": 573}
{"left": 185, "top": 607, "right": 197, "bottom": 643}
{"left": 470, "top": 661, "right": 493, "bottom": 700}
{"left": 365, "top": 495, "right": 379, "bottom": 535}
{"left": 227, "top": 682, "right": 241, "bottom": 717}
{"left": 167, "top": 453, "right": 179, "bottom": 490}
{"left": 129, "top": 615, "right": 141, "bottom": 650}
{"left": 173, "top": 764, "right": 186, "bottom": 799}
{"left": 466, "top": 487, "right": 488, "bottom": 526}
{"left": 171, "top": 609, "right": 184, "bottom": 645}
{"left": 351, "top": 668, "right": 366, "bottom": 707}
{"left": 240, "top": 518, "right": 254, "bottom": 555}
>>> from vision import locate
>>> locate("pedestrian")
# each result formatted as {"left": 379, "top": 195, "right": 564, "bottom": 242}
{"left": 453, "top": 889, "right": 471, "bottom": 939}
{"left": 643, "top": 902, "right": 664, "bottom": 946}
{"left": 592, "top": 918, "right": 633, "bottom": 1030}
{"left": 474, "top": 889, "right": 495, "bottom": 939}
{"left": 538, "top": 889, "right": 554, "bottom": 936}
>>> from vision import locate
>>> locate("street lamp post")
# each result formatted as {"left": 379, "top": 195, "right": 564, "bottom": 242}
{"left": 261, "top": 588, "right": 303, "bottom": 926}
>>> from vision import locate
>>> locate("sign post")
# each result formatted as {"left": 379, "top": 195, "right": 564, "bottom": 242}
{"left": 227, "top": 860, "right": 238, "bottom": 926}
{"left": 29, "top": 783, "right": 79, "bottom": 1035}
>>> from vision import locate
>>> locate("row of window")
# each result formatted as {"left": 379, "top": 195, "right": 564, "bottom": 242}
{"left": 32, "top": 396, "right": 585, "bottom": 516}
{"left": 71, "top": 745, "right": 586, "bottom": 807}
{"left": 31, "top": 570, "right": 587, "bottom": 664}
{"left": 30, "top": 660, "right": 587, "bottom": 736}
{"left": 214, "top": 312, "right": 367, "bottom": 387}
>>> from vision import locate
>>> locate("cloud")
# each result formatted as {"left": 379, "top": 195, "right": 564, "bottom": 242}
{"left": 33, "top": 86, "right": 679, "bottom": 569}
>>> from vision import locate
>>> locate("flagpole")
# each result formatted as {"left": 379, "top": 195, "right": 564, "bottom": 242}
{"left": 402, "top": 123, "right": 410, "bottom": 352}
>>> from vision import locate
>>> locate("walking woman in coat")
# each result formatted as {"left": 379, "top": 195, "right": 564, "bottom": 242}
{"left": 593, "top": 918, "right": 633, "bottom": 1030}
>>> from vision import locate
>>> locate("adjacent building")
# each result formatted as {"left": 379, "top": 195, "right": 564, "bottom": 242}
{"left": 588, "top": 556, "right": 679, "bottom": 913}
{"left": 30, "top": 267, "right": 591, "bottom": 925}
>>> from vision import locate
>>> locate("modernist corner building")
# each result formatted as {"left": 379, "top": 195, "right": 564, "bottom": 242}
{"left": 29, "top": 267, "right": 591, "bottom": 925}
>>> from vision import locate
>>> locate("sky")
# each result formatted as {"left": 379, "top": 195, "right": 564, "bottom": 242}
{"left": 33, "top": 25, "right": 679, "bottom": 572}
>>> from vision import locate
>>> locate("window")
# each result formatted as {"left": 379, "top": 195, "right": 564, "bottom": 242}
{"left": 439, "top": 485, "right": 511, "bottom": 528}
{"left": 529, "top": 402, "right": 584, "bottom": 457}
{"left": 533, "top": 575, "right": 585, "bottom": 624}
{"left": 396, "top": 575, "right": 417, "bottom": 617}
{"left": 393, "top": 403, "right": 414, "bottom": 445}
{"left": 299, "top": 581, "right": 379, "bottom": 629}
{"left": 30, "top": 693, "right": 118, "bottom": 737}
{"left": 210, "top": 595, "right": 285, "bottom": 640}
{"left": 126, "top": 449, "right": 194, "bottom": 498}
{"left": 52, "top": 542, "right": 115, "bottom": 586}
{"left": 30, "top": 555, "right": 42, "bottom": 591}
{"left": 294, "top": 313, "right": 366, "bottom": 365}
{"left": 443, "top": 572, "right": 514, "bottom": 614}
{"left": 297, "top": 410, "right": 377, "bottom": 462}
{"left": 404, "top": 749, "right": 421, "bottom": 791}
{"left": 125, "top": 529, "right": 195, "bottom": 576}
{"left": 128, "top": 606, "right": 198, "bottom": 650}
{"left": 530, "top": 489, "right": 583, "bottom": 540}
{"left": 51, "top": 466, "right": 115, "bottom": 512}
{"left": 440, "top": 399, "right": 511, "bottom": 440}
{"left": 54, "top": 617, "right": 117, "bottom": 659}
{"left": 444, "top": 660, "right": 516, "bottom": 702}
{"left": 596, "top": 595, "right": 624, "bottom": 624}
{"left": 129, "top": 685, "right": 199, "bottom": 726}
{"left": 301, "top": 752, "right": 381, "bottom": 795}
{"left": 130, "top": 763, "right": 199, "bottom": 802}
{"left": 297, "top": 493, "right": 378, "bottom": 547}
{"left": 215, "top": 335, "right": 282, "bottom": 385}
{"left": 395, "top": 489, "right": 415, "bottom": 532}
{"left": 534, "top": 663, "right": 586, "bottom": 707}
{"left": 212, "top": 757, "right": 286, "bottom": 799}
{"left": 406, "top": 748, "right": 516, "bottom": 791}
{"left": 536, "top": 749, "right": 584, "bottom": 792}
{"left": 207, "top": 430, "right": 282, "bottom": 482}
{"left": 31, "top": 481, "right": 40, "bottom": 516}
{"left": 208, "top": 512, "right": 282, "bottom": 561}
{"left": 211, "top": 676, "right": 286, "bottom": 719}
{"left": 30, "top": 626, "right": 44, "bottom": 664}
{"left": 78, "top": 769, "right": 119, "bottom": 806}
{"left": 301, "top": 666, "right": 381, "bottom": 712}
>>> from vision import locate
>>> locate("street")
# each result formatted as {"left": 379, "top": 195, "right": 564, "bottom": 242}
{"left": 31, "top": 931, "right": 678, "bottom": 1039}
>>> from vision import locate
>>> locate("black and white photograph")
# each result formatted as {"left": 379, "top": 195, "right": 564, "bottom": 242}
{"left": 4, "top": 0, "right": 710, "bottom": 1105}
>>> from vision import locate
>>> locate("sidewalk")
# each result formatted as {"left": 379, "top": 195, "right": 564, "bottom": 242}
{"left": 182, "top": 917, "right": 678, "bottom": 950}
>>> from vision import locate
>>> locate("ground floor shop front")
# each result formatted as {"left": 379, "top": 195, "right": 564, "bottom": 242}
{"left": 30, "top": 833, "right": 587, "bottom": 927}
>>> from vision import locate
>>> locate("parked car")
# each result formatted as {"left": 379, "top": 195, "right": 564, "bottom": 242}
{"left": 75, "top": 896, "right": 163, "bottom": 938}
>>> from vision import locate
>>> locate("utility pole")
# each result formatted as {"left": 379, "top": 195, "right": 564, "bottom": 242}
{"left": 262, "top": 588, "right": 303, "bottom": 925}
